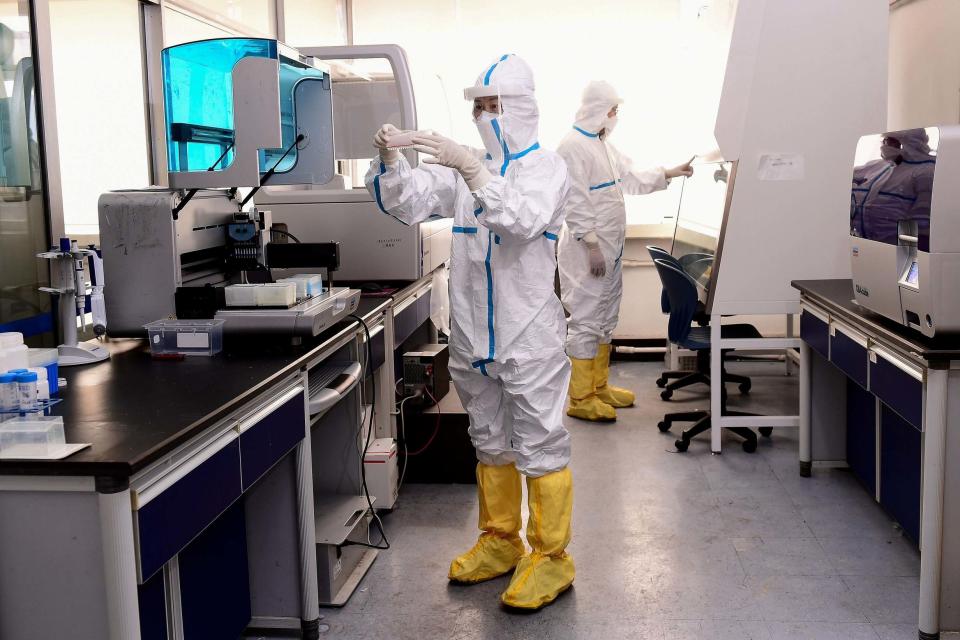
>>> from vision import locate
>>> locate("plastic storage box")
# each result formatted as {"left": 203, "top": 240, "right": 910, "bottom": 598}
{"left": 276, "top": 277, "right": 307, "bottom": 299}
{"left": 225, "top": 284, "right": 259, "bottom": 307}
{"left": 256, "top": 282, "right": 297, "bottom": 307}
{"left": 0, "top": 416, "right": 65, "bottom": 457}
{"left": 144, "top": 319, "right": 225, "bottom": 356}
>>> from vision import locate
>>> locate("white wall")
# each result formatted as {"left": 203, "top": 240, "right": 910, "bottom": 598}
{"left": 889, "top": 0, "right": 960, "bottom": 130}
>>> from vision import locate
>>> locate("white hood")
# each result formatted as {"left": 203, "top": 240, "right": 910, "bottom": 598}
{"left": 573, "top": 80, "right": 623, "bottom": 137}
{"left": 464, "top": 54, "right": 540, "bottom": 171}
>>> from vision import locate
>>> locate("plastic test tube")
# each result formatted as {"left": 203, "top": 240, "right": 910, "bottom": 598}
{"left": 0, "top": 372, "right": 17, "bottom": 420}
{"left": 16, "top": 371, "right": 38, "bottom": 412}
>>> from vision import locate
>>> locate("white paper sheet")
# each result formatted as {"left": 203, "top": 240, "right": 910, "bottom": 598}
{"left": 757, "top": 153, "right": 805, "bottom": 181}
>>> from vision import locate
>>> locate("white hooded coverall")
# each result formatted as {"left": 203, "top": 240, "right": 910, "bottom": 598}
{"left": 365, "top": 55, "right": 572, "bottom": 477}
{"left": 557, "top": 81, "right": 669, "bottom": 360}
{"left": 851, "top": 128, "right": 935, "bottom": 252}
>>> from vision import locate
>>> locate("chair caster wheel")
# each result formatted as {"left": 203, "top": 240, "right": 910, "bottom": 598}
{"left": 656, "top": 377, "right": 667, "bottom": 388}
{"left": 759, "top": 427, "right": 773, "bottom": 438}
{"left": 658, "top": 421, "right": 671, "bottom": 433}
{"left": 742, "top": 439, "right": 758, "bottom": 453}
{"left": 675, "top": 439, "right": 689, "bottom": 452}
{"left": 660, "top": 389, "right": 673, "bottom": 401}
{"left": 739, "top": 381, "right": 751, "bottom": 394}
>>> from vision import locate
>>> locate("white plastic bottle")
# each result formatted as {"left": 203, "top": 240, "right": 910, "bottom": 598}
{"left": 0, "top": 333, "right": 29, "bottom": 370}
{"left": 28, "top": 368, "right": 50, "bottom": 403}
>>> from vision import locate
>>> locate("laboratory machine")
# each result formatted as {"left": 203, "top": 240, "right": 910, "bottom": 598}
{"left": 256, "top": 45, "right": 451, "bottom": 284}
{"left": 98, "top": 38, "right": 360, "bottom": 338}
{"left": 849, "top": 126, "right": 960, "bottom": 337}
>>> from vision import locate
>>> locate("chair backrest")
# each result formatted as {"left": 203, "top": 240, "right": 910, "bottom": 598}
{"left": 646, "top": 245, "right": 679, "bottom": 314}
{"left": 685, "top": 256, "right": 714, "bottom": 284}
{"left": 652, "top": 258, "right": 700, "bottom": 345}
{"left": 678, "top": 252, "right": 713, "bottom": 270}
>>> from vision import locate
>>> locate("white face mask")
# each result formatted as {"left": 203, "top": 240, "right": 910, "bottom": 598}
{"left": 880, "top": 145, "right": 901, "bottom": 162}
{"left": 475, "top": 111, "right": 504, "bottom": 159}
{"left": 601, "top": 114, "right": 618, "bottom": 137}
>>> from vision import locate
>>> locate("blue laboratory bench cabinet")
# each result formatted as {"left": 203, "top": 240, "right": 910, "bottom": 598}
{"left": 795, "top": 279, "right": 960, "bottom": 640}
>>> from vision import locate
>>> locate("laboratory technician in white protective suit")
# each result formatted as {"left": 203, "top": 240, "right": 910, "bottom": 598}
{"left": 365, "top": 54, "right": 574, "bottom": 610}
{"left": 558, "top": 81, "right": 694, "bottom": 422}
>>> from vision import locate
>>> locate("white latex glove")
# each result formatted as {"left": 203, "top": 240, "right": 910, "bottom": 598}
{"left": 373, "top": 124, "right": 402, "bottom": 165}
{"left": 411, "top": 132, "right": 492, "bottom": 192}
{"left": 583, "top": 231, "right": 606, "bottom": 278}
{"left": 665, "top": 155, "right": 696, "bottom": 180}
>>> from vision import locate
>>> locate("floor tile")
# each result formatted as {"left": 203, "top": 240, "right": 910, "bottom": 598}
{"left": 733, "top": 536, "right": 835, "bottom": 576}
{"left": 841, "top": 576, "right": 921, "bottom": 624}
{"left": 746, "top": 575, "right": 867, "bottom": 623}
{"left": 764, "top": 621, "right": 880, "bottom": 640}
{"left": 818, "top": 536, "right": 919, "bottom": 577}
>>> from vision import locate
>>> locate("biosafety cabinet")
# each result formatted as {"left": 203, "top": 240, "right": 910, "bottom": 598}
{"left": 256, "top": 45, "right": 452, "bottom": 283}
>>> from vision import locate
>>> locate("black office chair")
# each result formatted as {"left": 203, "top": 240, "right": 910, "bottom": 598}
{"left": 645, "top": 246, "right": 752, "bottom": 399}
{"left": 652, "top": 258, "right": 771, "bottom": 453}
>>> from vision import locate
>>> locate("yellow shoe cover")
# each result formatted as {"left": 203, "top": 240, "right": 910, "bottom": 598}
{"left": 594, "top": 344, "right": 635, "bottom": 408}
{"left": 501, "top": 468, "right": 575, "bottom": 610}
{"left": 449, "top": 463, "right": 525, "bottom": 584}
{"left": 566, "top": 357, "right": 616, "bottom": 422}
{"left": 448, "top": 533, "right": 525, "bottom": 584}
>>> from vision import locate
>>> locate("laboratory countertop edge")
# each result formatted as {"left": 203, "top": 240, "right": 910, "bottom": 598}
{"left": 0, "top": 296, "right": 394, "bottom": 479}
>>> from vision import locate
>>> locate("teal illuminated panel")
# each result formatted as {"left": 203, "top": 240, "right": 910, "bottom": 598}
{"left": 259, "top": 56, "right": 326, "bottom": 175}
{"left": 162, "top": 38, "right": 278, "bottom": 173}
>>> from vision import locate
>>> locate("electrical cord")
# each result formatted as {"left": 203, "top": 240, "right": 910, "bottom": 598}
{"left": 270, "top": 228, "right": 301, "bottom": 243}
{"left": 396, "top": 394, "right": 418, "bottom": 492}
{"left": 345, "top": 313, "right": 390, "bottom": 551}
{"left": 407, "top": 387, "right": 441, "bottom": 456}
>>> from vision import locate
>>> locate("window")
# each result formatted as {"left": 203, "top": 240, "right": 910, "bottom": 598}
{"left": 167, "top": 0, "right": 276, "bottom": 39}
{"left": 49, "top": 0, "right": 150, "bottom": 238}
{"left": 0, "top": 1, "right": 53, "bottom": 341}
{"left": 282, "top": 0, "right": 345, "bottom": 47}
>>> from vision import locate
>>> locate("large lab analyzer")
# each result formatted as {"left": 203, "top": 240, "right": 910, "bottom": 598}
{"left": 850, "top": 126, "right": 960, "bottom": 337}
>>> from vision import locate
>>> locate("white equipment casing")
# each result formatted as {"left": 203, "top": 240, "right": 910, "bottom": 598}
{"left": 256, "top": 188, "right": 451, "bottom": 282}
{"left": 362, "top": 438, "right": 398, "bottom": 510}
{"left": 257, "top": 45, "right": 452, "bottom": 282}
{"left": 851, "top": 125, "right": 960, "bottom": 337}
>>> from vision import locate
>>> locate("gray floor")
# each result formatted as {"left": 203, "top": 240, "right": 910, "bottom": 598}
{"left": 314, "top": 361, "right": 922, "bottom": 639}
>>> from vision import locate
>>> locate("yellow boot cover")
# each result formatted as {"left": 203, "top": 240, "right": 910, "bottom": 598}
{"left": 448, "top": 463, "right": 525, "bottom": 584}
{"left": 594, "top": 343, "right": 635, "bottom": 408}
{"left": 566, "top": 357, "right": 616, "bottom": 422}
{"left": 501, "top": 468, "right": 575, "bottom": 610}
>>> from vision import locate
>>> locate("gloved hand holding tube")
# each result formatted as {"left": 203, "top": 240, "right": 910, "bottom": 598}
{"left": 373, "top": 123, "right": 403, "bottom": 165}
{"left": 582, "top": 231, "right": 606, "bottom": 278}
{"left": 411, "top": 132, "right": 493, "bottom": 192}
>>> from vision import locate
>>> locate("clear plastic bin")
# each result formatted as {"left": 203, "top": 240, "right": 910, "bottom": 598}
{"left": 257, "top": 283, "right": 296, "bottom": 307}
{"left": 0, "top": 416, "right": 65, "bottom": 457}
{"left": 144, "top": 319, "right": 225, "bottom": 356}
{"left": 224, "top": 284, "right": 259, "bottom": 307}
